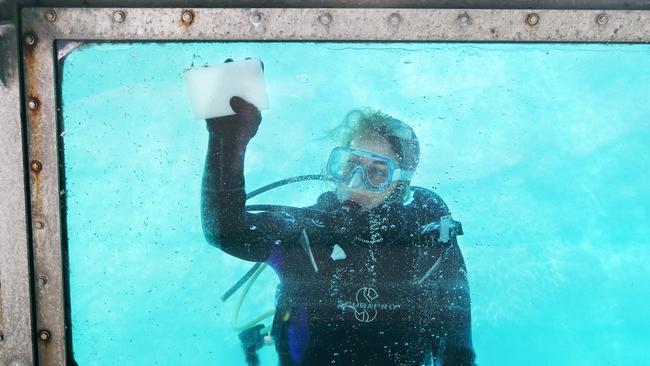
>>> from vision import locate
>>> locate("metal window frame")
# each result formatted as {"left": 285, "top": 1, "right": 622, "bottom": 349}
{"left": 1, "top": 15, "right": 36, "bottom": 366}
{"left": 14, "top": 6, "right": 650, "bottom": 365}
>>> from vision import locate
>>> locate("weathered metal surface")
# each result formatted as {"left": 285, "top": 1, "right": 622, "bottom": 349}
{"left": 21, "top": 10, "right": 68, "bottom": 366}
{"left": 23, "top": 7, "right": 650, "bottom": 42}
{"left": 13, "top": 0, "right": 650, "bottom": 10}
{"left": 0, "top": 19, "right": 36, "bottom": 366}
{"left": 18, "top": 5, "right": 650, "bottom": 366}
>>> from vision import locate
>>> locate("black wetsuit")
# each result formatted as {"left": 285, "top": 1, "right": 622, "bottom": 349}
{"left": 202, "top": 126, "right": 476, "bottom": 366}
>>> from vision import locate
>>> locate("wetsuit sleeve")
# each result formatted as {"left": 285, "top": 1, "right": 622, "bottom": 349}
{"left": 201, "top": 121, "right": 298, "bottom": 262}
{"left": 434, "top": 238, "right": 476, "bottom": 366}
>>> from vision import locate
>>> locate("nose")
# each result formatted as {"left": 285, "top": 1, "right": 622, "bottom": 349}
{"left": 347, "top": 168, "right": 364, "bottom": 189}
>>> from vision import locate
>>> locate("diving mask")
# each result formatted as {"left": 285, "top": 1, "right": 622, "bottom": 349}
{"left": 326, "top": 146, "right": 414, "bottom": 192}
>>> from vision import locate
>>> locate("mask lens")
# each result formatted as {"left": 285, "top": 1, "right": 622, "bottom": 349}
{"left": 327, "top": 148, "right": 355, "bottom": 180}
{"left": 326, "top": 147, "right": 395, "bottom": 191}
{"left": 365, "top": 161, "right": 390, "bottom": 187}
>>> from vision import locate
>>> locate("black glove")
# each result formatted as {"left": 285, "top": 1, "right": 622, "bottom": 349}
{"left": 206, "top": 96, "right": 262, "bottom": 151}
{"left": 205, "top": 57, "right": 264, "bottom": 150}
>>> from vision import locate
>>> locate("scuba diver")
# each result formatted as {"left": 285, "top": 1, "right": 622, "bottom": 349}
{"left": 201, "top": 96, "right": 476, "bottom": 366}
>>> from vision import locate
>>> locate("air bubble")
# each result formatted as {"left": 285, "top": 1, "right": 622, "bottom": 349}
{"left": 249, "top": 225, "right": 257, "bottom": 230}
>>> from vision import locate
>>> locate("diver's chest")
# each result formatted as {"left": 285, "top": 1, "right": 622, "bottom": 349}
{"left": 298, "top": 228, "right": 425, "bottom": 283}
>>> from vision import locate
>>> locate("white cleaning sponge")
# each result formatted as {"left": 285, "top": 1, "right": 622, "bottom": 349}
{"left": 184, "top": 58, "right": 269, "bottom": 120}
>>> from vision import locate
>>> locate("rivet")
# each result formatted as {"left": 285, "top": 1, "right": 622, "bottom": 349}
{"left": 24, "top": 33, "right": 36, "bottom": 46}
{"left": 526, "top": 13, "right": 540, "bottom": 26}
{"left": 388, "top": 13, "right": 401, "bottom": 26}
{"left": 113, "top": 10, "right": 126, "bottom": 23}
{"left": 597, "top": 13, "right": 608, "bottom": 25}
{"left": 38, "top": 330, "right": 51, "bottom": 342}
{"left": 45, "top": 10, "right": 57, "bottom": 22}
{"left": 30, "top": 160, "right": 42, "bottom": 173}
{"left": 38, "top": 275, "right": 48, "bottom": 286}
{"left": 34, "top": 221, "right": 45, "bottom": 229}
{"left": 181, "top": 10, "right": 193, "bottom": 24}
{"left": 28, "top": 98, "right": 39, "bottom": 110}
{"left": 319, "top": 13, "right": 332, "bottom": 25}
{"left": 458, "top": 13, "right": 470, "bottom": 25}
{"left": 250, "top": 12, "right": 262, "bottom": 24}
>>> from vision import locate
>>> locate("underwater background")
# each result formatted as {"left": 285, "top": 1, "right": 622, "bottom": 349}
{"left": 60, "top": 42, "right": 650, "bottom": 365}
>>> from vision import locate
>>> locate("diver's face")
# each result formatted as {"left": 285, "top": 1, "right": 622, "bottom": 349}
{"left": 335, "top": 134, "right": 399, "bottom": 212}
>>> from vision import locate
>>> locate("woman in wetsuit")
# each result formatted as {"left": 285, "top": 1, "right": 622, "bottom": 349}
{"left": 201, "top": 96, "right": 476, "bottom": 366}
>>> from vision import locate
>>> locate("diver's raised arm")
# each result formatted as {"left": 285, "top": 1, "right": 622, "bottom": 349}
{"left": 200, "top": 96, "right": 270, "bottom": 261}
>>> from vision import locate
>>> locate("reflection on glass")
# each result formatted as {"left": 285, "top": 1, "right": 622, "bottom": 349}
{"left": 60, "top": 42, "right": 650, "bottom": 365}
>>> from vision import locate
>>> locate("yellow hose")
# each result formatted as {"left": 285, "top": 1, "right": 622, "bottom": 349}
{"left": 231, "top": 262, "right": 276, "bottom": 333}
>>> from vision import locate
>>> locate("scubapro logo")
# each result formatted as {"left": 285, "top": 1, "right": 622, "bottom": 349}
{"left": 337, "top": 287, "right": 401, "bottom": 323}
{"left": 355, "top": 287, "right": 378, "bottom": 322}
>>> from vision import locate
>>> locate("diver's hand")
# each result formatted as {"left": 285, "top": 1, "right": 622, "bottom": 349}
{"left": 205, "top": 57, "right": 263, "bottom": 149}
{"left": 206, "top": 96, "right": 262, "bottom": 150}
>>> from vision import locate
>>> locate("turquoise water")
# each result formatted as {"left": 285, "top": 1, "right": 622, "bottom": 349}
{"left": 61, "top": 42, "right": 650, "bottom": 365}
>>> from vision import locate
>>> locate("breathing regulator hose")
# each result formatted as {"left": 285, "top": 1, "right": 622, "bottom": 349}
{"left": 223, "top": 175, "right": 329, "bottom": 341}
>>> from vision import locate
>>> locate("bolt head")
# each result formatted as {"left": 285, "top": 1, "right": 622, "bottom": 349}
{"left": 45, "top": 10, "right": 57, "bottom": 22}
{"left": 597, "top": 13, "right": 608, "bottom": 25}
{"left": 113, "top": 10, "right": 126, "bottom": 23}
{"left": 250, "top": 12, "right": 262, "bottom": 24}
{"left": 389, "top": 13, "right": 401, "bottom": 26}
{"left": 526, "top": 13, "right": 540, "bottom": 26}
{"left": 38, "top": 275, "right": 48, "bottom": 286}
{"left": 182, "top": 11, "right": 193, "bottom": 23}
{"left": 30, "top": 160, "right": 42, "bottom": 173}
{"left": 28, "top": 99, "right": 39, "bottom": 110}
{"left": 24, "top": 33, "right": 36, "bottom": 46}
{"left": 319, "top": 13, "right": 332, "bottom": 25}
{"left": 38, "top": 330, "right": 51, "bottom": 342}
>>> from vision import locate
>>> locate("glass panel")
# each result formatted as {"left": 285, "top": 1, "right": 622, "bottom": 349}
{"left": 60, "top": 42, "right": 650, "bottom": 365}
